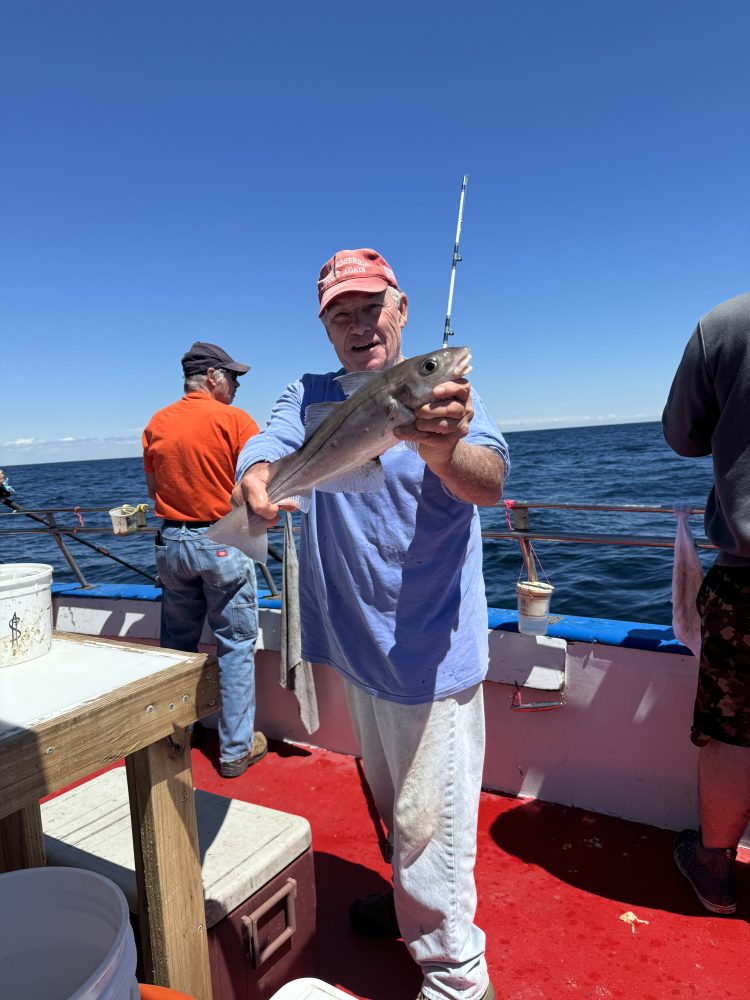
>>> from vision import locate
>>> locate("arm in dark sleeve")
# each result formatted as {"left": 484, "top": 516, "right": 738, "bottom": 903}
{"left": 662, "top": 322, "right": 718, "bottom": 457}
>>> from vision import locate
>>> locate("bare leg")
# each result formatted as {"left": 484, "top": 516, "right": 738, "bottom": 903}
{"left": 699, "top": 739, "right": 750, "bottom": 848}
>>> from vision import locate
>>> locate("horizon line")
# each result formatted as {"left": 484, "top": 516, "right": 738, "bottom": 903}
{"left": 3, "top": 416, "right": 665, "bottom": 467}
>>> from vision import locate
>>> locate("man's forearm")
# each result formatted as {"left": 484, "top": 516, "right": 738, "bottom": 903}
{"left": 423, "top": 441, "right": 505, "bottom": 506}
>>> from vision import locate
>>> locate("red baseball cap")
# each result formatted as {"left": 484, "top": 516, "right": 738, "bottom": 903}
{"left": 317, "top": 248, "right": 400, "bottom": 316}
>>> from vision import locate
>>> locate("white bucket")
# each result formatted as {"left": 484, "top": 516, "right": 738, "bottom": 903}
{"left": 517, "top": 580, "right": 555, "bottom": 636}
{"left": 0, "top": 562, "right": 53, "bottom": 667}
{"left": 0, "top": 866, "right": 139, "bottom": 1000}
{"left": 109, "top": 506, "right": 139, "bottom": 536}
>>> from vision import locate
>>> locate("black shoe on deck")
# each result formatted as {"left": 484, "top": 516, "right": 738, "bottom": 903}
{"left": 673, "top": 828, "right": 737, "bottom": 915}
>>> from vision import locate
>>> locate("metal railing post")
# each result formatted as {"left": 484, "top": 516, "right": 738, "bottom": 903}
{"left": 511, "top": 503, "right": 537, "bottom": 582}
{"left": 47, "top": 512, "right": 90, "bottom": 588}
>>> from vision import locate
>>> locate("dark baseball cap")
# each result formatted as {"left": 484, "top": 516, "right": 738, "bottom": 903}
{"left": 181, "top": 341, "right": 251, "bottom": 377}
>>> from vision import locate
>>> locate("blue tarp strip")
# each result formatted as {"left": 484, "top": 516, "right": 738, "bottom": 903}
{"left": 51, "top": 582, "right": 283, "bottom": 607}
{"left": 51, "top": 583, "right": 689, "bottom": 655}
{"left": 486, "top": 607, "right": 688, "bottom": 655}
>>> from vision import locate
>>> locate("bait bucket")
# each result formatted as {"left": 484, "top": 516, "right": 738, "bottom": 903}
{"left": 0, "top": 866, "right": 138, "bottom": 999}
{"left": 0, "top": 562, "right": 53, "bottom": 666}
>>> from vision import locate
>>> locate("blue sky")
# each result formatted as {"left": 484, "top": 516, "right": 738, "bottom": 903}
{"left": 2, "top": 1, "right": 749, "bottom": 465}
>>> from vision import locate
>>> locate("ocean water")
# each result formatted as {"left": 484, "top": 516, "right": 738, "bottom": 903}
{"left": 0, "top": 421, "right": 715, "bottom": 625}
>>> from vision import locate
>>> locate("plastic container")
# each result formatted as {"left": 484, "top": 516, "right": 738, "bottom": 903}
{"left": 270, "top": 979, "right": 353, "bottom": 999}
{"left": 0, "top": 562, "right": 53, "bottom": 667}
{"left": 110, "top": 505, "right": 139, "bottom": 536}
{"left": 516, "top": 580, "right": 555, "bottom": 636}
{"left": 0, "top": 866, "right": 138, "bottom": 1000}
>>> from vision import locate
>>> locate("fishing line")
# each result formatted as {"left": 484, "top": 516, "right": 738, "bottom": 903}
{"left": 503, "top": 498, "right": 551, "bottom": 585}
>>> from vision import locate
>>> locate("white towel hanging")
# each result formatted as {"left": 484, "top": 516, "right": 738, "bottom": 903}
{"left": 671, "top": 503, "right": 704, "bottom": 657}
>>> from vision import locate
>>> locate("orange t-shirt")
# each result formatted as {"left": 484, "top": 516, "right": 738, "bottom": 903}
{"left": 142, "top": 393, "right": 260, "bottom": 521}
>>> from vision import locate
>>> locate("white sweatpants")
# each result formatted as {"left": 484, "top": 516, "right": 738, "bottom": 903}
{"left": 345, "top": 680, "right": 489, "bottom": 1000}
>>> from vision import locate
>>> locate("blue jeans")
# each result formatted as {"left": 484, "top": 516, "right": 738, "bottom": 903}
{"left": 156, "top": 525, "right": 258, "bottom": 764}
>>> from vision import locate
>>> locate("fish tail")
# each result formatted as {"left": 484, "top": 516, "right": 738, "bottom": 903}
{"left": 205, "top": 505, "right": 269, "bottom": 564}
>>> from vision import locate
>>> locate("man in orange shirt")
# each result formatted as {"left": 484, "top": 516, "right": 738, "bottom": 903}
{"left": 143, "top": 341, "right": 267, "bottom": 776}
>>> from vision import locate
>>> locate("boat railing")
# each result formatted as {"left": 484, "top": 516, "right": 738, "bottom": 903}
{"left": 0, "top": 499, "right": 282, "bottom": 595}
{"left": 1, "top": 498, "right": 715, "bottom": 597}
{"left": 262, "top": 499, "right": 715, "bottom": 552}
{"left": 486, "top": 499, "right": 716, "bottom": 549}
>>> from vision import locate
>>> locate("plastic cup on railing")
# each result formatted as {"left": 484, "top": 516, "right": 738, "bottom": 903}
{"left": 135, "top": 504, "right": 149, "bottom": 528}
{"left": 109, "top": 505, "right": 139, "bottom": 536}
{"left": 516, "top": 580, "right": 555, "bottom": 636}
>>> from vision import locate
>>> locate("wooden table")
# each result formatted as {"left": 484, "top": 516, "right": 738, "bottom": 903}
{"left": 0, "top": 631, "right": 221, "bottom": 1000}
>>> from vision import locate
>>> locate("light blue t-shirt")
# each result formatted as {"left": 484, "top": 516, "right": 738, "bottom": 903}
{"left": 237, "top": 369, "right": 509, "bottom": 704}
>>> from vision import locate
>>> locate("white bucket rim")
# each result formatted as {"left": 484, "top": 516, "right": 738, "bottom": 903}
{"left": 516, "top": 580, "right": 554, "bottom": 596}
{"left": 0, "top": 865, "right": 136, "bottom": 1000}
{"left": 0, "top": 562, "right": 54, "bottom": 576}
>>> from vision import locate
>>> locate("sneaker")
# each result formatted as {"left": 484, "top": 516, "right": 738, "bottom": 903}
{"left": 673, "top": 828, "right": 737, "bottom": 915}
{"left": 349, "top": 888, "right": 401, "bottom": 938}
{"left": 219, "top": 732, "right": 268, "bottom": 778}
{"left": 416, "top": 981, "right": 494, "bottom": 1000}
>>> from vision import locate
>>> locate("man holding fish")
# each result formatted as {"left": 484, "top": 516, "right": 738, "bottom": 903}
{"left": 235, "top": 249, "right": 508, "bottom": 1000}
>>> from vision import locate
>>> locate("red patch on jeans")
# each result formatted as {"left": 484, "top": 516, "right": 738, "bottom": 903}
{"left": 215, "top": 549, "right": 229, "bottom": 557}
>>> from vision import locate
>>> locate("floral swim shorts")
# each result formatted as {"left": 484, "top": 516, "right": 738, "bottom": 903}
{"left": 691, "top": 564, "right": 750, "bottom": 748}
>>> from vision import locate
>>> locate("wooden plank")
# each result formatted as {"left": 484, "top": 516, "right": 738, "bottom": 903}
{"left": 0, "top": 802, "right": 45, "bottom": 872}
{"left": 0, "top": 649, "right": 220, "bottom": 820}
{"left": 126, "top": 732, "right": 213, "bottom": 1000}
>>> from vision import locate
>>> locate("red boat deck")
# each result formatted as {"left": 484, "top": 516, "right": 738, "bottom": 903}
{"left": 190, "top": 734, "right": 750, "bottom": 1000}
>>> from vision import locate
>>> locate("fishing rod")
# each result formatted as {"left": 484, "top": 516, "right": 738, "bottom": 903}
{"left": 0, "top": 497, "right": 158, "bottom": 585}
{"left": 442, "top": 173, "right": 468, "bottom": 349}
{"left": 1, "top": 496, "right": 284, "bottom": 592}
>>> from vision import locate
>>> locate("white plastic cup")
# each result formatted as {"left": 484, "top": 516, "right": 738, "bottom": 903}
{"left": 0, "top": 866, "right": 139, "bottom": 1000}
{"left": 109, "top": 506, "right": 139, "bottom": 536}
{"left": 0, "top": 562, "right": 53, "bottom": 667}
{"left": 516, "top": 580, "right": 555, "bottom": 636}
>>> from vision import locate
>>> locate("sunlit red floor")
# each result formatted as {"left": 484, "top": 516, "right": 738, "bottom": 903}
{"left": 190, "top": 734, "right": 750, "bottom": 1000}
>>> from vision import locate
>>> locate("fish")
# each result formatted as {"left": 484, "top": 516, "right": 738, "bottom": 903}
{"left": 206, "top": 346, "right": 473, "bottom": 562}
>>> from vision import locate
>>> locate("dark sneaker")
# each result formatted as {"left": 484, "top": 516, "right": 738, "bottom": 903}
{"left": 674, "top": 828, "right": 737, "bottom": 915}
{"left": 417, "top": 981, "right": 494, "bottom": 1000}
{"left": 349, "top": 888, "right": 400, "bottom": 938}
{"left": 219, "top": 732, "right": 268, "bottom": 778}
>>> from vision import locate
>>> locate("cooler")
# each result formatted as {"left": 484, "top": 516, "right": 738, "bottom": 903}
{"left": 41, "top": 768, "right": 316, "bottom": 1000}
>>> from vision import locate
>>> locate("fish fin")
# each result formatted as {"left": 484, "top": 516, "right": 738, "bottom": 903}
{"left": 404, "top": 439, "right": 421, "bottom": 452}
{"left": 303, "top": 401, "right": 339, "bottom": 438}
{"left": 334, "top": 370, "right": 378, "bottom": 398}
{"left": 205, "top": 505, "right": 269, "bottom": 564}
{"left": 382, "top": 400, "right": 399, "bottom": 435}
{"left": 276, "top": 493, "right": 312, "bottom": 514}
{"left": 315, "top": 459, "right": 386, "bottom": 494}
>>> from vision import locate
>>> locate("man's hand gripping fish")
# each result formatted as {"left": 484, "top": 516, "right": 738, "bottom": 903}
{"left": 206, "top": 346, "right": 473, "bottom": 562}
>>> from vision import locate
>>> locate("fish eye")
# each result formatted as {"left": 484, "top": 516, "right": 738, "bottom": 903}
{"left": 420, "top": 358, "right": 439, "bottom": 375}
